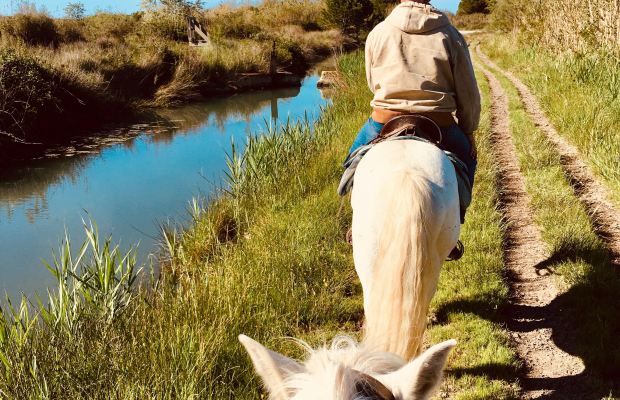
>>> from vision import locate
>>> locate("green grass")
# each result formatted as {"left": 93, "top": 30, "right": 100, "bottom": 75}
{"left": 472, "top": 45, "right": 620, "bottom": 395}
{"left": 480, "top": 35, "right": 620, "bottom": 207}
{"left": 0, "top": 51, "right": 522, "bottom": 398}
{"left": 427, "top": 66, "right": 520, "bottom": 399}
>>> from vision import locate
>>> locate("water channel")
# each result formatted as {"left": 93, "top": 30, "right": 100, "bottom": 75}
{"left": 0, "top": 74, "right": 331, "bottom": 304}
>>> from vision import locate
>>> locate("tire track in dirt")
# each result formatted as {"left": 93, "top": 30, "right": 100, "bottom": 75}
{"left": 472, "top": 55, "right": 590, "bottom": 399}
{"left": 476, "top": 45, "right": 620, "bottom": 263}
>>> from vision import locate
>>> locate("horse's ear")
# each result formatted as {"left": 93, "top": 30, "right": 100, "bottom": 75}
{"left": 386, "top": 339, "right": 456, "bottom": 400}
{"left": 239, "top": 335, "right": 306, "bottom": 400}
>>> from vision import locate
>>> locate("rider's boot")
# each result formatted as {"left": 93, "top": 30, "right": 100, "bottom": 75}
{"left": 446, "top": 240, "right": 464, "bottom": 261}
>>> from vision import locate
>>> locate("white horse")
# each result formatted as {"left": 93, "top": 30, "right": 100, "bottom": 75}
{"left": 240, "top": 140, "right": 460, "bottom": 399}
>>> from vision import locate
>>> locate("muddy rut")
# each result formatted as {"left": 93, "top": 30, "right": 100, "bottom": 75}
{"left": 472, "top": 52, "right": 596, "bottom": 399}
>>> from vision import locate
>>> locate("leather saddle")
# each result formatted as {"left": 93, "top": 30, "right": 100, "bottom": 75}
{"left": 368, "top": 114, "right": 444, "bottom": 149}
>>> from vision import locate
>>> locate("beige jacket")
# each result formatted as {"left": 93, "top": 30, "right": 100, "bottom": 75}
{"left": 365, "top": 2, "right": 480, "bottom": 132}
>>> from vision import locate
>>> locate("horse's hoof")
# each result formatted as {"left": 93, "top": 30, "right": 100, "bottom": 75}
{"left": 346, "top": 228, "right": 353, "bottom": 245}
{"left": 446, "top": 240, "right": 464, "bottom": 261}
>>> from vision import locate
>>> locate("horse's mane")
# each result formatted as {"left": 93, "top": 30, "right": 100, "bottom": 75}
{"left": 282, "top": 335, "right": 405, "bottom": 399}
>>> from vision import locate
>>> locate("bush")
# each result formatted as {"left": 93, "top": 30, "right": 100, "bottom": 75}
{"left": 55, "top": 18, "right": 85, "bottom": 43}
{"left": 0, "top": 48, "right": 57, "bottom": 138}
{"left": 320, "top": 0, "right": 373, "bottom": 39}
{"left": 81, "top": 12, "right": 139, "bottom": 42}
{"left": 276, "top": 38, "right": 308, "bottom": 76}
{"left": 444, "top": 10, "right": 488, "bottom": 30}
{"left": 457, "top": 0, "right": 490, "bottom": 14}
{"left": 0, "top": 12, "right": 58, "bottom": 46}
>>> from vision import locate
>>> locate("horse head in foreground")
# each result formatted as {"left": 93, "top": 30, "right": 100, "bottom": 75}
{"left": 239, "top": 334, "right": 456, "bottom": 400}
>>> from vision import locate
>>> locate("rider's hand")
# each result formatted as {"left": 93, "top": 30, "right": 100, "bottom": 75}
{"left": 465, "top": 132, "right": 477, "bottom": 160}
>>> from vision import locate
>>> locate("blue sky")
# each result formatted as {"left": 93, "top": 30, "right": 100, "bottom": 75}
{"left": 1, "top": 0, "right": 461, "bottom": 16}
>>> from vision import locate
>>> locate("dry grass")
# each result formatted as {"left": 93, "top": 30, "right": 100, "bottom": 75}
{"left": 444, "top": 11, "right": 488, "bottom": 30}
{"left": 492, "top": 0, "right": 620, "bottom": 54}
{"left": 0, "top": 0, "right": 345, "bottom": 148}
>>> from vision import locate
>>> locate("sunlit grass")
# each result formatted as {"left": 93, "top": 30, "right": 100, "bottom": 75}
{"left": 474, "top": 44, "right": 620, "bottom": 394}
{"left": 427, "top": 66, "right": 520, "bottom": 399}
{"left": 481, "top": 35, "right": 620, "bottom": 206}
{"left": 0, "top": 52, "right": 522, "bottom": 399}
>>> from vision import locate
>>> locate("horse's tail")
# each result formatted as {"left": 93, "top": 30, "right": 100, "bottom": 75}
{"left": 364, "top": 169, "right": 434, "bottom": 361}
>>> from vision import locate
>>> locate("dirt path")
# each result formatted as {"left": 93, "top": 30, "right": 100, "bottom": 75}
{"left": 476, "top": 46, "right": 620, "bottom": 263}
{"left": 472, "top": 55, "right": 591, "bottom": 399}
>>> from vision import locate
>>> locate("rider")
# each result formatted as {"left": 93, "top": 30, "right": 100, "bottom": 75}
{"left": 348, "top": 0, "right": 480, "bottom": 259}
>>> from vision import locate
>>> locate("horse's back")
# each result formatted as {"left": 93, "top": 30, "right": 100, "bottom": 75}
{"left": 355, "top": 140, "right": 457, "bottom": 198}
{"left": 352, "top": 140, "right": 460, "bottom": 239}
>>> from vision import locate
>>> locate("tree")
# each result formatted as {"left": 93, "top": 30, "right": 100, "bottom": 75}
{"left": 64, "top": 2, "right": 85, "bottom": 20}
{"left": 321, "top": 0, "right": 373, "bottom": 38}
{"left": 457, "top": 0, "right": 490, "bottom": 14}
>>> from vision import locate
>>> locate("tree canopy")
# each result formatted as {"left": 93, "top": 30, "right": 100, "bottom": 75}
{"left": 457, "top": 0, "right": 490, "bottom": 14}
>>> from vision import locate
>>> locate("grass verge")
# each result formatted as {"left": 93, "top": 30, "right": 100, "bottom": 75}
{"left": 1, "top": 51, "right": 521, "bottom": 398}
{"left": 480, "top": 35, "right": 620, "bottom": 207}
{"left": 427, "top": 66, "right": 520, "bottom": 399}
{"left": 472, "top": 46, "right": 620, "bottom": 394}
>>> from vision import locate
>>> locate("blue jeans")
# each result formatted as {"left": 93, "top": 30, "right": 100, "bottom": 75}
{"left": 348, "top": 116, "right": 477, "bottom": 222}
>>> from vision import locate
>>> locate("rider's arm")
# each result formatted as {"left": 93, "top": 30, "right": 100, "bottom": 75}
{"left": 365, "top": 31, "right": 375, "bottom": 93}
{"left": 450, "top": 30, "right": 481, "bottom": 135}
{"left": 464, "top": 132, "right": 477, "bottom": 159}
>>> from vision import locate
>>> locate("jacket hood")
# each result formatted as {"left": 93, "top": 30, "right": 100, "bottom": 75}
{"left": 384, "top": 1, "right": 450, "bottom": 33}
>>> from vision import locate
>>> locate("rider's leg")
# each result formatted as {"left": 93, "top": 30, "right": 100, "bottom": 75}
{"left": 439, "top": 123, "right": 477, "bottom": 224}
{"left": 347, "top": 116, "right": 385, "bottom": 156}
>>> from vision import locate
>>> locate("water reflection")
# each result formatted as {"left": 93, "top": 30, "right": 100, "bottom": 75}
{"left": 0, "top": 76, "right": 326, "bottom": 303}
{"left": 0, "top": 85, "right": 303, "bottom": 222}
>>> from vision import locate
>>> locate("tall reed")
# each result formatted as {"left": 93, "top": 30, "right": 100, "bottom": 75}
{"left": 492, "top": 0, "right": 620, "bottom": 55}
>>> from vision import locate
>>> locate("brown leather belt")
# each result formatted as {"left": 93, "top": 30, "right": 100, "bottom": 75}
{"left": 372, "top": 108, "right": 455, "bottom": 127}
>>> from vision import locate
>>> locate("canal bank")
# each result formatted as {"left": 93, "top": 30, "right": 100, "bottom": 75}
{"left": 0, "top": 73, "right": 331, "bottom": 305}
{"left": 0, "top": 51, "right": 369, "bottom": 397}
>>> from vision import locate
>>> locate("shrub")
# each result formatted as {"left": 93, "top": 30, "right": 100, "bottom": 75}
{"left": 55, "top": 18, "right": 85, "bottom": 43}
{"left": 141, "top": 0, "right": 202, "bottom": 41}
{"left": 457, "top": 0, "right": 490, "bottom": 14}
{"left": 0, "top": 48, "right": 57, "bottom": 138}
{"left": 0, "top": 12, "right": 58, "bottom": 46}
{"left": 276, "top": 38, "right": 308, "bottom": 75}
{"left": 81, "top": 12, "right": 139, "bottom": 42}
{"left": 321, "top": 0, "right": 373, "bottom": 39}
{"left": 205, "top": 6, "right": 261, "bottom": 39}
{"left": 367, "top": 0, "right": 395, "bottom": 27}
{"left": 444, "top": 10, "right": 488, "bottom": 30}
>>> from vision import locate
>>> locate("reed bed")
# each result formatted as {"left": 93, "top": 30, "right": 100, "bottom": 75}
{"left": 492, "top": 0, "right": 620, "bottom": 55}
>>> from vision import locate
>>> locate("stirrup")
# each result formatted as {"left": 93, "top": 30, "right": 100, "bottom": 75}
{"left": 446, "top": 240, "right": 464, "bottom": 261}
